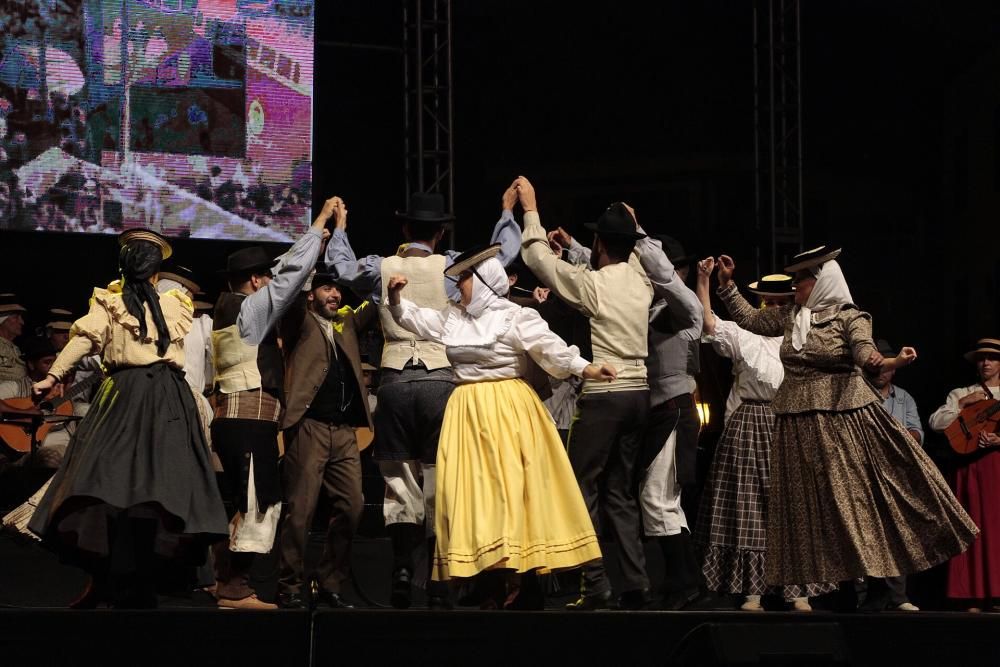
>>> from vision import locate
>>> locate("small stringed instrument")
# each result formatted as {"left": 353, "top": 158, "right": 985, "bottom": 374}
{"left": 946, "top": 385, "right": 1000, "bottom": 455}
{"left": 0, "top": 371, "right": 103, "bottom": 454}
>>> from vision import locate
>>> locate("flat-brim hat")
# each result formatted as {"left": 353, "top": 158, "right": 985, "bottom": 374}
{"left": 748, "top": 273, "right": 795, "bottom": 297}
{"left": 309, "top": 261, "right": 345, "bottom": 289}
{"left": 444, "top": 243, "right": 502, "bottom": 278}
{"left": 46, "top": 308, "right": 75, "bottom": 331}
{"left": 219, "top": 246, "right": 279, "bottom": 274}
{"left": 584, "top": 202, "right": 646, "bottom": 241}
{"left": 119, "top": 228, "right": 173, "bottom": 260}
{"left": 193, "top": 300, "right": 214, "bottom": 314}
{"left": 784, "top": 245, "right": 841, "bottom": 273}
{"left": 964, "top": 338, "right": 1000, "bottom": 362}
{"left": 159, "top": 263, "right": 201, "bottom": 295}
{"left": 396, "top": 192, "right": 455, "bottom": 223}
{"left": 0, "top": 293, "right": 27, "bottom": 316}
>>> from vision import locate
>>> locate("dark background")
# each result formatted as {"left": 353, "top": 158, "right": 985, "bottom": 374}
{"left": 2, "top": 0, "right": 1000, "bottom": 428}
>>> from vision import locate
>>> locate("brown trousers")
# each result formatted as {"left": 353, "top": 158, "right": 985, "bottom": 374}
{"left": 278, "top": 418, "right": 363, "bottom": 595}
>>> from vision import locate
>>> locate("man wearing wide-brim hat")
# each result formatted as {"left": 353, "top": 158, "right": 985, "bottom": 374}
{"left": 0, "top": 295, "right": 28, "bottom": 383}
{"left": 276, "top": 262, "right": 378, "bottom": 610}
{"left": 322, "top": 188, "right": 522, "bottom": 609}
{"left": 518, "top": 177, "right": 655, "bottom": 610}
{"left": 208, "top": 196, "right": 337, "bottom": 610}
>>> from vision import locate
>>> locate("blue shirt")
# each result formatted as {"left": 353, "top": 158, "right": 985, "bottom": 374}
{"left": 882, "top": 384, "right": 923, "bottom": 444}
{"left": 324, "top": 210, "right": 522, "bottom": 304}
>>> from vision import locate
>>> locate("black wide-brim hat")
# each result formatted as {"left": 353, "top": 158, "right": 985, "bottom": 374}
{"left": 159, "top": 263, "right": 201, "bottom": 294}
{"left": 584, "top": 202, "right": 646, "bottom": 241}
{"left": 444, "top": 243, "right": 502, "bottom": 278}
{"left": 119, "top": 228, "right": 173, "bottom": 260}
{"left": 876, "top": 338, "right": 898, "bottom": 357}
{"left": 748, "top": 273, "right": 795, "bottom": 297}
{"left": 219, "top": 246, "right": 280, "bottom": 274}
{"left": 784, "top": 245, "right": 841, "bottom": 273}
{"left": 309, "top": 261, "right": 346, "bottom": 289}
{"left": 396, "top": 192, "right": 455, "bottom": 223}
{"left": 964, "top": 338, "right": 1000, "bottom": 362}
{"left": 653, "top": 234, "right": 692, "bottom": 266}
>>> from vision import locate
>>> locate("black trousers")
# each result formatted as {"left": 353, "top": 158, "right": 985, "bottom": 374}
{"left": 567, "top": 389, "right": 650, "bottom": 596}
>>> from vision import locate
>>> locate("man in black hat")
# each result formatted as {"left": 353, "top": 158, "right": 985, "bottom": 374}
{"left": 518, "top": 176, "right": 654, "bottom": 610}
{"left": 276, "top": 263, "right": 378, "bottom": 609}
{"left": 209, "top": 197, "right": 337, "bottom": 610}
{"left": 323, "top": 187, "right": 522, "bottom": 608}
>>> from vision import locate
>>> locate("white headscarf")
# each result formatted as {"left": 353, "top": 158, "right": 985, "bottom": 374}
{"left": 440, "top": 257, "right": 517, "bottom": 347}
{"left": 791, "top": 259, "right": 854, "bottom": 351}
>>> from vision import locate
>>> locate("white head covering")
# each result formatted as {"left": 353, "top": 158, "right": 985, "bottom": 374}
{"left": 440, "top": 257, "right": 517, "bottom": 347}
{"left": 464, "top": 257, "right": 509, "bottom": 318}
{"left": 791, "top": 259, "right": 854, "bottom": 351}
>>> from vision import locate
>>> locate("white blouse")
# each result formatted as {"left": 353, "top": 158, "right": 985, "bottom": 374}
{"left": 704, "top": 319, "right": 784, "bottom": 422}
{"left": 390, "top": 298, "right": 589, "bottom": 384}
{"left": 928, "top": 384, "right": 1000, "bottom": 432}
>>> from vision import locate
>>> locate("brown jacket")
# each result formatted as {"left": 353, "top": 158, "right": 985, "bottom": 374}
{"left": 280, "top": 295, "right": 378, "bottom": 430}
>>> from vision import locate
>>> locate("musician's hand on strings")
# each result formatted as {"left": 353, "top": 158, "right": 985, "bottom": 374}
{"left": 978, "top": 431, "right": 1000, "bottom": 448}
{"left": 32, "top": 375, "right": 57, "bottom": 399}
{"left": 582, "top": 363, "right": 617, "bottom": 382}
{"left": 959, "top": 390, "right": 990, "bottom": 409}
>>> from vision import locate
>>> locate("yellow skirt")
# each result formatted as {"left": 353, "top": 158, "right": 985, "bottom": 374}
{"left": 433, "top": 378, "right": 601, "bottom": 580}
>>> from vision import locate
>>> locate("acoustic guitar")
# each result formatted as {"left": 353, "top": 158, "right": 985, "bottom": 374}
{"left": 946, "top": 387, "right": 1000, "bottom": 455}
{"left": 0, "top": 372, "right": 103, "bottom": 455}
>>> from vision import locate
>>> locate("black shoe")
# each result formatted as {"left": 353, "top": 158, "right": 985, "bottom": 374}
{"left": 427, "top": 595, "right": 453, "bottom": 610}
{"left": 618, "top": 588, "right": 655, "bottom": 610}
{"left": 279, "top": 592, "right": 309, "bottom": 610}
{"left": 565, "top": 591, "right": 612, "bottom": 611}
{"left": 660, "top": 587, "right": 702, "bottom": 611}
{"left": 391, "top": 567, "right": 412, "bottom": 609}
{"left": 315, "top": 589, "right": 354, "bottom": 609}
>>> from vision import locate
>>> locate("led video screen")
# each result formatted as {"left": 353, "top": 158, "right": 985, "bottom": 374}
{"left": 0, "top": 0, "right": 314, "bottom": 241}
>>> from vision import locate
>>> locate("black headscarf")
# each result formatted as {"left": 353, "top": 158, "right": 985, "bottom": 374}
{"left": 119, "top": 240, "right": 170, "bottom": 357}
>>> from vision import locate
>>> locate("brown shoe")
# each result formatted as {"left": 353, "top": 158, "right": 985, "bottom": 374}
{"left": 217, "top": 594, "right": 278, "bottom": 610}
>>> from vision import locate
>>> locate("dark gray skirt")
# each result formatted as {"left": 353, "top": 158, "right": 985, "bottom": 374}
{"left": 28, "top": 363, "right": 229, "bottom": 561}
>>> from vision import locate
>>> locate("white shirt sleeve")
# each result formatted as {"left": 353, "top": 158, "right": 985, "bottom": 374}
{"left": 708, "top": 319, "right": 749, "bottom": 364}
{"left": 928, "top": 386, "right": 974, "bottom": 432}
{"left": 389, "top": 298, "right": 449, "bottom": 343}
{"left": 507, "top": 307, "right": 589, "bottom": 379}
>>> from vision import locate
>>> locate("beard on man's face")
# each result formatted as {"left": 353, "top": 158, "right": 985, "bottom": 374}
{"left": 310, "top": 291, "right": 342, "bottom": 319}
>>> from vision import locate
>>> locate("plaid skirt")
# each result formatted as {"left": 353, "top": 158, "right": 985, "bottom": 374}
{"left": 695, "top": 400, "right": 834, "bottom": 598}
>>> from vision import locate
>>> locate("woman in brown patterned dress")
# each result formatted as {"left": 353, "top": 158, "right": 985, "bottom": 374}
{"left": 713, "top": 246, "right": 977, "bottom": 607}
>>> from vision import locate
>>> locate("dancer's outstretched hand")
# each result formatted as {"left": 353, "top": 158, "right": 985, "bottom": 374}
{"left": 387, "top": 275, "right": 408, "bottom": 305}
{"left": 514, "top": 176, "right": 537, "bottom": 212}
{"left": 896, "top": 346, "right": 918, "bottom": 367}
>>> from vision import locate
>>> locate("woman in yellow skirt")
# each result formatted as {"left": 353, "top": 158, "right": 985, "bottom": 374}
{"left": 387, "top": 244, "right": 614, "bottom": 608}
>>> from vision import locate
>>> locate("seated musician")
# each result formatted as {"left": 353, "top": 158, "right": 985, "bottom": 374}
{"left": 928, "top": 337, "right": 1000, "bottom": 612}
{"left": 0, "top": 336, "right": 67, "bottom": 467}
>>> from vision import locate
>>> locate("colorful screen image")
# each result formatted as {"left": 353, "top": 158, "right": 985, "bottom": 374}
{"left": 0, "top": 0, "right": 314, "bottom": 241}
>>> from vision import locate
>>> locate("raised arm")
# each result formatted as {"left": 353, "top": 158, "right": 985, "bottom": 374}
{"left": 715, "top": 255, "right": 790, "bottom": 337}
{"left": 695, "top": 257, "right": 717, "bottom": 336}
{"left": 517, "top": 177, "right": 600, "bottom": 317}
{"left": 323, "top": 197, "right": 385, "bottom": 302}
{"left": 237, "top": 199, "right": 331, "bottom": 344}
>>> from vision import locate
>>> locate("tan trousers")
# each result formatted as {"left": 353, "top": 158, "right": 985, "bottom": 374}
{"left": 278, "top": 419, "right": 363, "bottom": 595}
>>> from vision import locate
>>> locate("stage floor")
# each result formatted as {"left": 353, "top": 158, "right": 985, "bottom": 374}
{"left": 3, "top": 533, "right": 999, "bottom": 666}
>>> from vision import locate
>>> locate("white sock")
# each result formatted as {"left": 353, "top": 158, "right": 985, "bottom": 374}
{"left": 744, "top": 595, "right": 761, "bottom": 604}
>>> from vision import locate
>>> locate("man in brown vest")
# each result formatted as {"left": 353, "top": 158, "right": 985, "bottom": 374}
{"left": 277, "top": 262, "right": 378, "bottom": 609}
